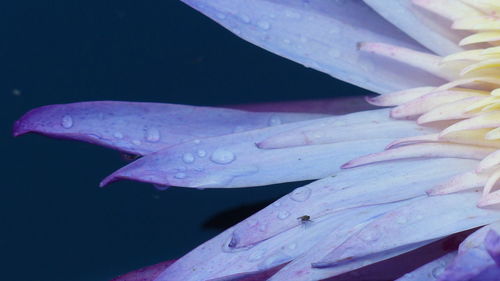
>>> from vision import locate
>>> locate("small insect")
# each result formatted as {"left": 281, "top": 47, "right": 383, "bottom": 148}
{"left": 297, "top": 215, "right": 312, "bottom": 224}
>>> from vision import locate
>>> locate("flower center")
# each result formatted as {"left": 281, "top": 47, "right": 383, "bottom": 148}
{"left": 349, "top": 0, "right": 500, "bottom": 207}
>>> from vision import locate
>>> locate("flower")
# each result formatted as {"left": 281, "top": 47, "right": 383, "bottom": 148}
{"left": 13, "top": 0, "right": 500, "bottom": 280}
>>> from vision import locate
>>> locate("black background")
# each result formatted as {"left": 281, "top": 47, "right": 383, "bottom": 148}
{"left": 2, "top": 1, "right": 369, "bottom": 280}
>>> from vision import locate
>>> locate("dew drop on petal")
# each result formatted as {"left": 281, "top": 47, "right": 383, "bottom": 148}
{"left": 273, "top": 201, "right": 281, "bottom": 207}
{"left": 210, "top": 149, "right": 235, "bottom": 164}
{"left": 284, "top": 10, "right": 301, "bottom": 19}
{"left": 193, "top": 139, "right": 201, "bottom": 144}
{"left": 248, "top": 249, "right": 266, "bottom": 262}
{"left": 240, "top": 14, "right": 251, "bottom": 23}
{"left": 268, "top": 115, "right": 282, "bottom": 126}
{"left": 290, "top": 186, "right": 312, "bottom": 202}
{"left": 431, "top": 266, "right": 445, "bottom": 278}
{"left": 397, "top": 217, "right": 408, "bottom": 224}
{"left": 132, "top": 139, "right": 142, "bottom": 145}
{"left": 113, "top": 132, "right": 124, "bottom": 139}
{"left": 174, "top": 172, "right": 186, "bottom": 179}
{"left": 216, "top": 12, "right": 226, "bottom": 20}
{"left": 328, "top": 49, "right": 341, "bottom": 59}
{"left": 277, "top": 211, "right": 290, "bottom": 220}
{"left": 257, "top": 20, "right": 271, "bottom": 30}
{"left": 182, "top": 153, "right": 195, "bottom": 164}
{"left": 197, "top": 150, "right": 206, "bottom": 157}
{"left": 61, "top": 115, "right": 73, "bottom": 129}
{"left": 145, "top": 127, "right": 161, "bottom": 142}
{"left": 288, "top": 243, "right": 297, "bottom": 250}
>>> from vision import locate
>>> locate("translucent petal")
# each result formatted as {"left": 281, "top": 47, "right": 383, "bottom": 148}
{"left": 13, "top": 101, "right": 325, "bottom": 155}
{"left": 181, "top": 0, "right": 445, "bottom": 94}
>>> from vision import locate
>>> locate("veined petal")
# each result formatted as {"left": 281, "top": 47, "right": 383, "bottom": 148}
{"left": 313, "top": 193, "right": 500, "bottom": 268}
{"left": 181, "top": 0, "right": 445, "bottom": 94}
{"left": 100, "top": 109, "right": 434, "bottom": 188}
{"left": 13, "top": 101, "right": 325, "bottom": 155}
{"left": 363, "top": 0, "right": 467, "bottom": 56}
{"left": 153, "top": 202, "right": 408, "bottom": 281}
{"left": 230, "top": 158, "right": 477, "bottom": 249}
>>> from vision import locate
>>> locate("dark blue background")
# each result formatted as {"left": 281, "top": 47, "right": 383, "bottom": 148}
{"left": 2, "top": 1, "right": 369, "bottom": 280}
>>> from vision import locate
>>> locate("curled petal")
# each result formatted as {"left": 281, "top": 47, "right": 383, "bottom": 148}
{"left": 181, "top": 0, "right": 444, "bottom": 94}
{"left": 438, "top": 223, "right": 500, "bottom": 281}
{"left": 366, "top": 86, "right": 435, "bottom": 107}
{"left": 342, "top": 143, "right": 494, "bottom": 169}
{"left": 13, "top": 101, "right": 324, "bottom": 155}
{"left": 390, "top": 90, "right": 483, "bottom": 119}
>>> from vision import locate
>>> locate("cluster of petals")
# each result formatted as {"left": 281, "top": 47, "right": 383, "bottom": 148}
{"left": 13, "top": 0, "right": 500, "bottom": 280}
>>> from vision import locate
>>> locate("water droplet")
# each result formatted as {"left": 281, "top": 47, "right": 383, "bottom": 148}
{"left": 132, "top": 139, "right": 142, "bottom": 145}
{"left": 216, "top": 12, "right": 226, "bottom": 20}
{"left": 273, "top": 201, "right": 281, "bottom": 207}
{"left": 431, "top": 266, "right": 444, "bottom": 278}
{"left": 233, "top": 126, "right": 245, "bottom": 133}
{"left": 145, "top": 127, "right": 161, "bottom": 142}
{"left": 268, "top": 115, "right": 282, "bottom": 126}
{"left": 257, "top": 20, "right": 271, "bottom": 30}
{"left": 283, "top": 38, "right": 291, "bottom": 45}
{"left": 397, "top": 217, "right": 408, "bottom": 224}
{"left": 258, "top": 224, "right": 267, "bottom": 232}
{"left": 174, "top": 172, "right": 186, "bottom": 179}
{"left": 415, "top": 214, "right": 424, "bottom": 220}
{"left": 240, "top": 14, "right": 251, "bottom": 23}
{"left": 247, "top": 219, "right": 258, "bottom": 227}
{"left": 182, "top": 153, "right": 195, "bottom": 164}
{"left": 277, "top": 211, "right": 290, "bottom": 220}
{"left": 61, "top": 115, "right": 73, "bottom": 129}
{"left": 197, "top": 150, "right": 206, "bottom": 157}
{"left": 290, "top": 186, "right": 312, "bottom": 202}
{"left": 284, "top": 10, "right": 301, "bottom": 19}
{"left": 299, "top": 35, "right": 308, "bottom": 43}
{"left": 113, "top": 132, "right": 124, "bottom": 139}
{"left": 362, "top": 233, "right": 378, "bottom": 242}
{"left": 193, "top": 139, "right": 201, "bottom": 144}
{"left": 232, "top": 28, "right": 241, "bottom": 35}
{"left": 328, "top": 49, "right": 341, "bottom": 58}
{"left": 248, "top": 249, "right": 266, "bottom": 262}
{"left": 288, "top": 243, "right": 297, "bottom": 250}
{"left": 210, "top": 149, "right": 235, "bottom": 164}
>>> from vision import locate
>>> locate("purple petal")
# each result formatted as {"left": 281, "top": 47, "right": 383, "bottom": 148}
{"left": 100, "top": 109, "right": 435, "bottom": 188}
{"left": 363, "top": 0, "right": 466, "bottom": 56}
{"left": 153, "top": 202, "right": 407, "bottom": 281}
{"left": 181, "top": 0, "right": 445, "bottom": 94}
{"left": 315, "top": 193, "right": 500, "bottom": 268}
{"left": 436, "top": 223, "right": 500, "bottom": 281}
{"left": 485, "top": 230, "right": 500, "bottom": 265}
{"left": 13, "top": 101, "right": 324, "bottom": 155}
{"left": 229, "top": 158, "right": 476, "bottom": 249}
